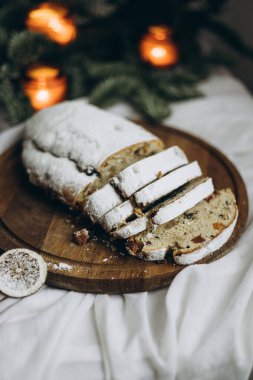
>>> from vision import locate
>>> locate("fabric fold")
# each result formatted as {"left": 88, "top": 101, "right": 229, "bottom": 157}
{"left": 0, "top": 72, "right": 253, "bottom": 380}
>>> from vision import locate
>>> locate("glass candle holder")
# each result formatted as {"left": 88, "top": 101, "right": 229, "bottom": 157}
{"left": 23, "top": 65, "right": 67, "bottom": 110}
{"left": 139, "top": 25, "right": 179, "bottom": 68}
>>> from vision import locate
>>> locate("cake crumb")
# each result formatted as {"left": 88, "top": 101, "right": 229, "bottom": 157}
{"left": 73, "top": 229, "right": 90, "bottom": 245}
{"left": 156, "top": 171, "right": 163, "bottom": 179}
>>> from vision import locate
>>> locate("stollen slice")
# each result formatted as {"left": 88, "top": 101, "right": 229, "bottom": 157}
{"left": 126, "top": 189, "right": 238, "bottom": 264}
{"left": 85, "top": 149, "right": 191, "bottom": 224}
{"left": 82, "top": 183, "right": 123, "bottom": 222}
{"left": 0, "top": 249, "right": 47, "bottom": 298}
{"left": 111, "top": 177, "right": 214, "bottom": 239}
{"left": 100, "top": 161, "right": 202, "bottom": 232}
{"left": 134, "top": 161, "right": 202, "bottom": 207}
{"left": 111, "top": 146, "right": 188, "bottom": 198}
{"left": 100, "top": 199, "right": 135, "bottom": 232}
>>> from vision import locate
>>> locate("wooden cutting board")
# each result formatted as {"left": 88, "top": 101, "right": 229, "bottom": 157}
{"left": 0, "top": 123, "right": 248, "bottom": 294}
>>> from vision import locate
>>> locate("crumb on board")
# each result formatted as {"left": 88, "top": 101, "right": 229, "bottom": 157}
{"left": 50, "top": 262, "right": 73, "bottom": 271}
{"left": 73, "top": 228, "right": 90, "bottom": 245}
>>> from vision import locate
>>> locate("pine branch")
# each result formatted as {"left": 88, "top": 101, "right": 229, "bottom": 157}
{"left": 0, "top": 77, "right": 32, "bottom": 124}
{"left": 150, "top": 66, "right": 206, "bottom": 85}
{"left": 130, "top": 88, "right": 171, "bottom": 122}
{"left": 7, "top": 31, "right": 57, "bottom": 67}
{"left": 89, "top": 75, "right": 171, "bottom": 122}
{"left": 0, "top": 0, "right": 249, "bottom": 125}
{"left": 89, "top": 75, "right": 138, "bottom": 107}
{"left": 64, "top": 64, "right": 89, "bottom": 99}
{"left": 85, "top": 61, "right": 139, "bottom": 79}
{"left": 155, "top": 82, "right": 202, "bottom": 101}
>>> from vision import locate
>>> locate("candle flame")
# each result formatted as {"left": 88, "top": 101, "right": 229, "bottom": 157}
{"left": 36, "top": 89, "right": 50, "bottom": 102}
{"left": 150, "top": 46, "right": 167, "bottom": 58}
{"left": 26, "top": 3, "right": 76, "bottom": 45}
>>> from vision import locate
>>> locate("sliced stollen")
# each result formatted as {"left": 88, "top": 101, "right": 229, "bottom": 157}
{"left": 111, "top": 177, "right": 214, "bottom": 239}
{"left": 22, "top": 100, "right": 163, "bottom": 205}
{"left": 126, "top": 189, "right": 238, "bottom": 264}
{"left": 82, "top": 183, "right": 123, "bottom": 223}
{"left": 152, "top": 177, "right": 214, "bottom": 225}
{"left": 100, "top": 199, "right": 135, "bottom": 232}
{"left": 134, "top": 161, "right": 202, "bottom": 207}
{"left": 100, "top": 161, "right": 202, "bottom": 232}
{"left": 111, "top": 146, "right": 188, "bottom": 198}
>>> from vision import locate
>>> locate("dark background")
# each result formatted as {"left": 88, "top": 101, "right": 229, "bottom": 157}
{"left": 219, "top": 0, "right": 253, "bottom": 91}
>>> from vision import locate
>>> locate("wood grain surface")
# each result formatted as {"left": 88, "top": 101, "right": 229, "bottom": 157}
{"left": 0, "top": 123, "right": 249, "bottom": 294}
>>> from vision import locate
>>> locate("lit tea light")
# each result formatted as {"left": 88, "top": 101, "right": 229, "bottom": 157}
{"left": 139, "top": 25, "right": 179, "bottom": 68}
{"left": 26, "top": 2, "right": 77, "bottom": 45}
{"left": 23, "top": 65, "right": 67, "bottom": 110}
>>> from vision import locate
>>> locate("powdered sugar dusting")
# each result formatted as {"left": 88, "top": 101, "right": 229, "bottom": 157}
{"left": 51, "top": 262, "right": 73, "bottom": 271}
{"left": 23, "top": 101, "right": 158, "bottom": 205}
{"left": 111, "top": 146, "right": 188, "bottom": 198}
{"left": 24, "top": 100, "right": 156, "bottom": 171}
{"left": 83, "top": 183, "right": 123, "bottom": 222}
{"left": 22, "top": 140, "right": 95, "bottom": 205}
{"left": 0, "top": 249, "right": 47, "bottom": 298}
{"left": 0, "top": 252, "right": 39, "bottom": 292}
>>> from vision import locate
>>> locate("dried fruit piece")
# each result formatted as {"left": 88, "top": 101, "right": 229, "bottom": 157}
{"left": 126, "top": 238, "right": 143, "bottom": 254}
{"left": 156, "top": 171, "right": 163, "bottom": 179}
{"left": 212, "top": 222, "right": 225, "bottom": 232}
{"left": 191, "top": 235, "right": 206, "bottom": 243}
{"left": 73, "top": 229, "right": 90, "bottom": 245}
{"left": 0, "top": 249, "right": 47, "bottom": 298}
{"left": 134, "top": 207, "right": 143, "bottom": 217}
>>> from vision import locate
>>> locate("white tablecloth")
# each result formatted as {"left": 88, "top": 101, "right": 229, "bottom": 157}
{"left": 0, "top": 71, "right": 253, "bottom": 380}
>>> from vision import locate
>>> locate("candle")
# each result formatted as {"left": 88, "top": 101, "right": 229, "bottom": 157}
{"left": 139, "top": 25, "right": 179, "bottom": 68}
{"left": 23, "top": 65, "right": 67, "bottom": 110}
{"left": 26, "top": 2, "right": 76, "bottom": 45}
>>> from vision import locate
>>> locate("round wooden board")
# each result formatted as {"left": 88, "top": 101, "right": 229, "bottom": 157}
{"left": 0, "top": 123, "right": 249, "bottom": 294}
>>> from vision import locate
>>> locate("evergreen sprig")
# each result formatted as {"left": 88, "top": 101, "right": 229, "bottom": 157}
{"left": 0, "top": 65, "right": 32, "bottom": 123}
{"left": 0, "top": 0, "right": 252, "bottom": 124}
{"left": 8, "top": 31, "right": 57, "bottom": 67}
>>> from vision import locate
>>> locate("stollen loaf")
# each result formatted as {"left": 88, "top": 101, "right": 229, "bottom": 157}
{"left": 22, "top": 100, "right": 163, "bottom": 205}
